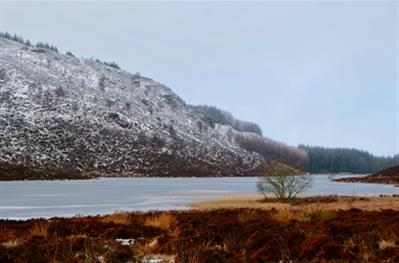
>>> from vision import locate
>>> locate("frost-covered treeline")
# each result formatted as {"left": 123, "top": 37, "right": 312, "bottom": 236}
{"left": 196, "top": 105, "right": 262, "bottom": 135}
{"left": 0, "top": 32, "right": 58, "bottom": 52}
{"left": 0, "top": 32, "right": 119, "bottom": 70}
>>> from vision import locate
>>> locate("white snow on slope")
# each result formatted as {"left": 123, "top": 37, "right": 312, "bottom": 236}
{"left": 0, "top": 39, "right": 264, "bottom": 176}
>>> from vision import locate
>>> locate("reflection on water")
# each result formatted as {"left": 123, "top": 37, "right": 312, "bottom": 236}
{"left": 0, "top": 175, "right": 397, "bottom": 219}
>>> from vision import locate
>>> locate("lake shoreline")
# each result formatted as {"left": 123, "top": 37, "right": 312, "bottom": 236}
{"left": 0, "top": 163, "right": 100, "bottom": 181}
{"left": 0, "top": 172, "right": 369, "bottom": 181}
{"left": 3, "top": 194, "right": 399, "bottom": 221}
{"left": 0, "top": 162, "right": 374, "bottom": 181}
{"left": 2, "top": 175, "right": 398, "bottom": 219}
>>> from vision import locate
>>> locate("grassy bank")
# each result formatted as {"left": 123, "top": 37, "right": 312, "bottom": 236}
{"left": 1, "top": 197, "right": 399, "bottom": 262}
{"left": 190, "top": 195, "right": 399, "bottom": 211}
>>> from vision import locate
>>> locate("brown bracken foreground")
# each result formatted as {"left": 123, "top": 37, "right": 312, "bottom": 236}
{"left": 336, "top": 165, "right": 399, "bottom": 186}
{"left": 1, "top": 197, "right": 399, "bottom": 263}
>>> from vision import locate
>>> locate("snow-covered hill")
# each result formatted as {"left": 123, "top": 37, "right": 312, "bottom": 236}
{"left": 0, "top": 38, "right": 264, "bottom": 176}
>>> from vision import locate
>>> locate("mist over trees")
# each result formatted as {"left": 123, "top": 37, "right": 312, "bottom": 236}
{"left": 196, "top": 105, "right": 262, "bottom": 135}
{"left": 197, "top": 105, "right": 310, "bottom": 167}
{"left": 236, "top": 134, "right": 309, "bottom": 167}
{"left": 300, "top": 145, "right": 399, "bottom": 174}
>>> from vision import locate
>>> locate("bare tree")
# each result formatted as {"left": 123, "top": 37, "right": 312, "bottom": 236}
{"left": 257, "top": 160, "right": 312, "bottom": 200}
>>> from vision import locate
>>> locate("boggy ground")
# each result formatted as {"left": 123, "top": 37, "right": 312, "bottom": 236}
{"left": 1, "top": 204, "right": 399, "bottom": 263}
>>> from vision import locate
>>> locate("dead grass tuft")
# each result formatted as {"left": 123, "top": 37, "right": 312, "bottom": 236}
{"left": 144, "top": 213, "right": 175, "bottom": 230}
{"left": 101, "top": 212, "right": 130, "bottom": 225}
{"left": 29, "top": 222, "right": 48, "bottom": 237}
{"left": 2, "top": 239, "right": 20, "bottom": 248}
{"left": 148, "top": 238, "right": 159, "bottom": 249}
{"left": 271, "top": 206, "right": 336, "bottom": 223}
{"left": 379, "top": 240, "right": 397, "bottom": 250}
{"left": 271, "top": 208, "right": 296, "bottom": 222}
{"left": 66, "top": 233, "right": 87, "bottom": 240}
{"left": 237, "top": 211, "right": 258, "bottom": 223}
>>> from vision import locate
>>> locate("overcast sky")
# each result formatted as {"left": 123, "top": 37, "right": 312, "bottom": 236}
{"left": 1, "top": 1, "right": 397, "bottom": 156}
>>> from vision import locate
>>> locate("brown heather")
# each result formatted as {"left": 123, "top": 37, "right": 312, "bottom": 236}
{"left": 0, "top": 197, "right": 398, "bottom": 262}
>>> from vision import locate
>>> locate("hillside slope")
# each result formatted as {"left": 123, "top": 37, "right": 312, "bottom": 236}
{"left": 0, "top": 38, "right": 265, "bottom": 176}
{"left": 337, "top": 165, "right": 399, "bottom": 186}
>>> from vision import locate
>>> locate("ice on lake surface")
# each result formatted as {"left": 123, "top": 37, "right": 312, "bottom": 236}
{"left": 0, "top": 175, "right": 397, "bottom": 219}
